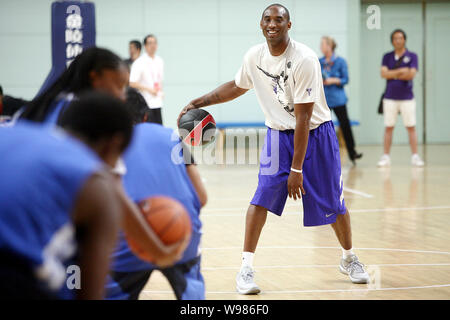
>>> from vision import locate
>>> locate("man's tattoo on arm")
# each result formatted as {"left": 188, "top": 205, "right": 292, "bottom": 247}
{"left": 212, "top": 92, "right": 220, "bottom": 103}
{"left": 203, "top": 92, "right": 220, "bottom": 107}
{"left": 203, "top": 96, "right": 211, "bottom": 106}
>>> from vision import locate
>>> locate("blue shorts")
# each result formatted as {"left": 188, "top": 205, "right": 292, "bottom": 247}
{"left": 106, "top": 256, "right": 204, "bottom": 300}
{"left": 251, "top": 121, "right": 346, "bottom": 226}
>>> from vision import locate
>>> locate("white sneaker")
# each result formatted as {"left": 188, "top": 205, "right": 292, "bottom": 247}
{"left": 236, "top": 266, "right": 260, "bottom": 295}
{"left": 377, "top": 154, "right": 391, "bottom": 167}
{"left": 339, "top": 254, "right": 370, "bottom": 284}
{"left": 411, "top": 154, "right": 424, "bottom": 167}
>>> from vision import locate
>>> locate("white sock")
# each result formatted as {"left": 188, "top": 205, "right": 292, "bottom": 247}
{"left": 342, "top": 248, "right": 354, "bottom": 259}
{"left": 241, "top": 252, "right": 254, "bottom": 270}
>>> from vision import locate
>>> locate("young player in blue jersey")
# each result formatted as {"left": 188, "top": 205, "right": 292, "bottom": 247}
{"left": 105, "top": 105, "right": 207, "bottom": 300}
{"left": 0, "top": 93, "right": 131, "bottom": 299}
{"left": 19, "top": 47, "right": 129, "bottom": 125}
{"left": 19, "top": 46, "right": 188, "bottom": 271}
{"left": 0, "top": 92, "right": 185, "bottom": 299}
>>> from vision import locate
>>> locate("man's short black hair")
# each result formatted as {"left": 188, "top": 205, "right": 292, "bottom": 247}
{"left": 391, "top": 29, "right": 407, "bottom": 43}
{"left": 0, "top": 85, "right": 3, "bottom": 96}
{"left": 129, "top": 40, "right": 142, "bottom": 51}
{"left": 126, "top": 87, "right": 149, "bottom": 124}
{"left": 262, "top": 3, "right": 290, "bottom": 21}
{"left": 59, "top": 91, "right": 134, "bottom": 152}
{"left": 143, "top": 34, "right": 157, "bottom": 45}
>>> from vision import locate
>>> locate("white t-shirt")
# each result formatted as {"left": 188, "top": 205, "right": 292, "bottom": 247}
{"left": 235, "top": 39, "right": 331, "bottom": 130}
{"left": 130, "top": 53, "right": 164, "bottom": 109}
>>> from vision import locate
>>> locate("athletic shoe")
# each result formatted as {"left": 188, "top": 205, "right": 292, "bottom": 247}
{"left": 339, "top": 254, "right": 370, "bottom": 284}
{"left": 236, "top": 266, "right": 261, "bottom": 294}
{"left": 411, "top": 154, "right": 424, "bottom": 167}
{"left": 377, "top": 154, "right": 391, "bottom": 167}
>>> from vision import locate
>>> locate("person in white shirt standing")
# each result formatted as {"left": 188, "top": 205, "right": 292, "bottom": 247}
{"left": 129, "top": 34, "right": 164, "bottom": 124}
{"left": 178, "top": 4, "right": 369, "bottom": 295}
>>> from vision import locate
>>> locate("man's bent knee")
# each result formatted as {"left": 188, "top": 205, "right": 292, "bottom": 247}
{"left": 248, "top": 205, "right": 268, "bottom": 214}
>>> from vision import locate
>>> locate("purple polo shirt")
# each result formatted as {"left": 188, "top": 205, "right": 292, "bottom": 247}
{"left": 382, "top": 50, "right": 418, "bottom": 100}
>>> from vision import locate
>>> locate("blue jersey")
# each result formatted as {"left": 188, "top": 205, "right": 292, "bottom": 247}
{"left": 43, "top": 96, "right": 73, "bottom": 126}
{"left": 110, "top": 123, "right": 201, "bottom": 272}
{"left": 0, "top": 122, "right": 101, "bottom": 298}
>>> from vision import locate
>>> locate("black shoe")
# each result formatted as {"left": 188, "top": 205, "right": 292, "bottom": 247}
{"left": 350, "top": 152, "right": 363, "bottom": 165}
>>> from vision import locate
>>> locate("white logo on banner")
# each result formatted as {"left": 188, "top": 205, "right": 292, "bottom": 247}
{"left": 65, "top": 5, "right": 84, "bottom": 67}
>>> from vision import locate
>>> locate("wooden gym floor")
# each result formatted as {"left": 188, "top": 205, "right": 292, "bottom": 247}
{"left": 139, "top": 144, "right": 450, "bottom": 300}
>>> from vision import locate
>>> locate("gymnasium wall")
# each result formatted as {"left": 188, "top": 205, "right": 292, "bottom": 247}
{"left": 359, "top": 2, "right": 424, "bottom": 145}
{"left": 359, "top": 1, "right": 450, "bottom": 145}
{"left": 1, "top": 0, "right": 448, "bottom": 144}
{"left": 0, "top": 0, "right": 357, "bottom": 129}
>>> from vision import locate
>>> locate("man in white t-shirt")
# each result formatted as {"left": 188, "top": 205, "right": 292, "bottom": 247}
{"left": 130, "top": 34, "right": 164, "bottom": 124}
{"left": 178, "top": 4, "right": 369, "bottom": 294}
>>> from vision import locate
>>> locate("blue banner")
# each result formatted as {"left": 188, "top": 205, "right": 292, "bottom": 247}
{"left": 37, "top": 1, "right": 96, "bottom": 96}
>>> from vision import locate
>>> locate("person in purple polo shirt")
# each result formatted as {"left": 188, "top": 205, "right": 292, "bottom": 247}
{"left": 378, "top": 29, "right": 424, "bottom": 167}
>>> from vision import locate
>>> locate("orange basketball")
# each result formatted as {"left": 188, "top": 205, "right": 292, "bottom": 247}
{"left": 126, "top": 196, "right": 192, "bottom": 263}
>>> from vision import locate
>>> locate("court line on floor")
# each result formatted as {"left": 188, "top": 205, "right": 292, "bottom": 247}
{"left": 142, "top": 246, "right": 450, "bottom": 295}
{"left": 348, "top": 205, "right": 450, "bottom": 213}
{"left": 201, "top": 205, "right": 450, "bottom": 216}
{"left": 201, "top": 263, "right": 450, "bottom": 270}
{"left": 208, "top": 187, "right": 373, "bottom": 202}
{"left": 343, "top": 187, "right": 374, "bottom": 198}
{"left": 142, "top": 284, "right": 450, "bottom": 295}
{"left": 201, "top": 246, "right": 450, "bottom": 256}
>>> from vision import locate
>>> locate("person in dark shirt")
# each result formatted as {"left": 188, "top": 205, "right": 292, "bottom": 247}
{"left": 0, "top": 85, "right": 29, "bottom": 117}
{"left": 378, "top": 29, "right": 424, "bottom": 167}
{"left": 124, "top": 40, "right": 142, "bottom": 69}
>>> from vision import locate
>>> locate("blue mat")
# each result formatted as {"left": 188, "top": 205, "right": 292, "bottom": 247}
{"left": 216, "top": 120, "right": 360, "bottom": 129}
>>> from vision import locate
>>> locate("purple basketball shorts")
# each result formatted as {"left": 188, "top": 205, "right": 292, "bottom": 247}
{"left": 250, "top": 121, "right": 347, "bottom": 226}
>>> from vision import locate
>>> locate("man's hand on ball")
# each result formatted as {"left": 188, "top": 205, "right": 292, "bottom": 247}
{"left": 177, "top": 103, "right": 196, "bottom": 126}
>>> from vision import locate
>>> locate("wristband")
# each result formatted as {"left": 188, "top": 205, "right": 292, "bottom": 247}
{"left": 290, "top": 167, "right": 303, "bottom": 174}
